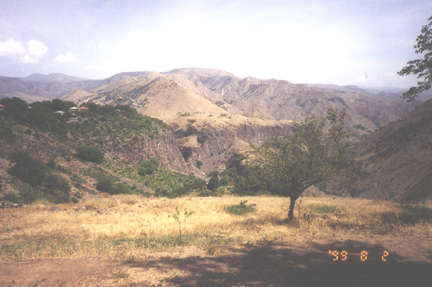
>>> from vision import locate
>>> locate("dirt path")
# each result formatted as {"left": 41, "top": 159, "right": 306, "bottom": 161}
{"left": 1, "top": 237, "right": 431, "bottom": 287}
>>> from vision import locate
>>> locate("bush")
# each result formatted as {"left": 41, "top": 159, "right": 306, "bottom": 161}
{"left": 8, "top": 152, "right": 47, "bottom": 186}
{"left": 96, "top": 176, "right": 115, "bottom": 194}
{"left": 225, "top": 200, "right": 256, "bottom": 215}
{"left": 96, "top": 175, "right": 133, "bottom": 195}
{"left": 198, "top": 187, "right": 224, "bottom": 197}
{"left": 19, "top": 184, "right": 44, "bottom": 204}
{"left": 75, "top": 145, "right": 104, "bottom": 163}
{"left": 138, "top": 158, "right": 159, "bottom": 175}
{"left": 207, "top": 172, "right": 220, "bottom": 190}
{"left": 196, "top": 160, "right": 203, "bottom": 169}
{"left": 42, "top": 173, "right": 71, "bottom": 203}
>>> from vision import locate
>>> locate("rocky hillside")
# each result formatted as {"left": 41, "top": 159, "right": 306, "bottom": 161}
{"left": 0, "top": 98, "right": 215, "bottom": 203}
{"left": 2, "top": 68, "right": 412, "bottom": 134}
{"left": 59, "top": 68, "right": 417, "bottom": 177}
{"left": 168, "top": 68, "right": 412, "bottom": 134}
{"left": 335, "top": 99, "right": 432, "bottom": 202}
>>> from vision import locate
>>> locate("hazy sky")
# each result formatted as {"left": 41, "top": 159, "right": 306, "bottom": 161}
{"left": 0, "top": 0, "right": 431, "bottom": 88}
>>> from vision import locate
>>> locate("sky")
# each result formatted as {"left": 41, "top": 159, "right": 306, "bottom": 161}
{"left": 0, "top": 0, "right": 431, "bottom": 88}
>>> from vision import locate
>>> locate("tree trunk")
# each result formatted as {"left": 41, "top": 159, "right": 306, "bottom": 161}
{"left": 288, "top": 196, "right": 297, "bottom": 221}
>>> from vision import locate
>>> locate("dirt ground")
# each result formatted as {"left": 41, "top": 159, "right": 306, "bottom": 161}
{"left": 1, "top": 235, "right": 431, "bottom": 287}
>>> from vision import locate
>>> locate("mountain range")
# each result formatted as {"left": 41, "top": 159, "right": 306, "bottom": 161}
{"left": 0, "top": 68, "right": 430, "bottom": 201}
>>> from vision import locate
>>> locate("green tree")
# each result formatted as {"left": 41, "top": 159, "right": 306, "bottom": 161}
{"left": 138, "top": 157, "right": 159, "bottom": 175}
{"left": 207, "top": 171, "right": 220, "bottom": 190}
{"left": 8, "top": 152, "right": 47, "bottom": 186}
{"left": 398, "top": 16, "right": 432, "bottom": 101}
{"left": 255, "top": 109, "right": 353, "bottom": 221}
{"left": 75, "top": 145, "right": 104, "bottom": 163}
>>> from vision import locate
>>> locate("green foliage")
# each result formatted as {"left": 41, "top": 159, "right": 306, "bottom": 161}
{"left": 225, "top": 153, "right": 246, "bottom": 177}
{"left": 138, "top": 158, "right": 159, "bottom": 176}
{"left": 225, "top": 200, "right": 256, "bottom": 215}
{"left": 0, "top": 99, "right": 168, "bottom": 141}
{"left": 232, "top": 166, "right": 265, "bottom": 195}
{"left": 144, "top": 169, "right": 205, "bottom": 198}
{"left": 75, "top": 145, "right": 104, "bottom": 163}
{"left": 398, "top": 16, "right": 432, "bottom": 101}
{"left": 0, "top": 119, "right": 15, "bottom": 142}
{"left": 307, "top": 204, "right": 341, "bottom": 214}
{"left": 207, "top": 171, "right": 220, "bottom": 190}
{"left": 196, "top": 160, "right": 203, "bottom": 169}
{"left": 253, "top": 109, "right": 353, "bottom": 220}
{"left": 19, "top": 183, "right": 44, "bottom": 204}
{"left": 96, "top": 176, "right": 115, "bottom": 193}
{"left": 42, "top": 174, "right": 71, "bottom": 203}
{"left": 95, "top": 174, "right": 133, "bottom": 195}
{"left": 0, "top": 98, "right": 29, "bottom": 123}
{"left": 198, "top": 186, "right": 224, "bottom": 197}
{"left": 8, "top": 152, "right": 47, "bottom": 186}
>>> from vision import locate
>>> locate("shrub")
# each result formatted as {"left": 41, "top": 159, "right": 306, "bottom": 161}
{"left": 96, "top": 176, "right": 115, "bottom": 194}
{"left": 8, "top": 152, "right": 47, "bottom": 186}
{"left": 207, "top": 172, "right": 220, "bottom": 190}
{"left": 225, "top": 200, "right": 256, "bottom": 215}
{"left": 75, "top": 145, "right": 104, "bottom": 163}
{"left": 19, "top": 184, "right": 44, "bottom": 204}
{"left": 196, "top": 160, "right": 203, "bottom": 169}
{"left": 96, "top": 175, "right": 133, "bottom": 194}
{"left": 138, "top": 158, "right": 159, "bottom": 175}
{"left": 198, "top": 187, "right": 224, "bottom": 197}
{"left": 42, "top": 173, "right": 71, "bottom": 203}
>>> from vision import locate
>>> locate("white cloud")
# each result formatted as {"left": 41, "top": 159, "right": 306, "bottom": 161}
{"left": 27, "top": 40, "right": 48, "bottom": 59}
{"left": 0, "top": 39, "right": 47, "bottom": 63}
{"left": 55, "top": 52, "right": 77, "bottom": 63}
{"left": 98, "top": 41, "right": 110, "bottom": 50}
{"left": 0, "top": 39, "right": 26, "bottom": 56}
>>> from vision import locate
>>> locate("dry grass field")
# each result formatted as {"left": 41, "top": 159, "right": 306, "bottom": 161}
{"left": 1, "top": 195, "right": 431, "bottom": 286}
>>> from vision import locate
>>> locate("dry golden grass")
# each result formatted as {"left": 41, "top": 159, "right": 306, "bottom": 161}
{"left": 1, "top": 195, "right": 431, "bottom": 260}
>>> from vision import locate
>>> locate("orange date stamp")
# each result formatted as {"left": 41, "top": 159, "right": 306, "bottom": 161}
{"left": 328, "top": 249, "right": 390, "bottom": 262}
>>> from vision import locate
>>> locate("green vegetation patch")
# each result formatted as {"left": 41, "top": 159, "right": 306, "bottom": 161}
{"left": 138, "top": 158, "right": 159, "bottom": 176}
{"left": 8, "top": 151, "right": 47, "bottom": 186}
{"left": 0, "top": 98, "right": 168, "bottom": 140}
{"left": 307, "top": 204, "right": 342, "bottom": 214}
{"left": 149, "top": 170, "right": 206, "bottom": 198}
{"left": 225, "top": 200, "right": 256, "bottom": 215}
{"left": 75, "top": 145, "right": 104, "bottom": 163}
